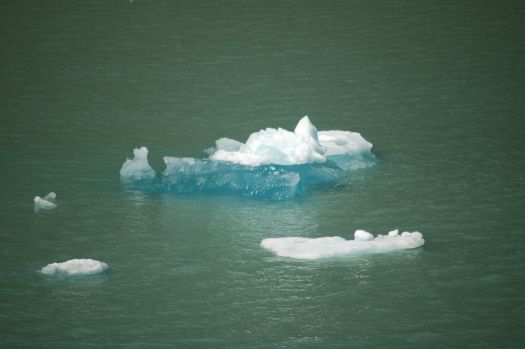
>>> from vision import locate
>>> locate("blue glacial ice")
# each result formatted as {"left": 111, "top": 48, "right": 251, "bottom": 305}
{"left": 261, "top": 229, "right": 424, "bottom": 259}
{"left": 120, "top": 116, "right": 375, "bottom": 199}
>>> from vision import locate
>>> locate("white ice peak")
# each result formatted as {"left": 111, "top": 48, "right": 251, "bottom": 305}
{"left": 209, "top": 115, "right": 370, "bottom": 166}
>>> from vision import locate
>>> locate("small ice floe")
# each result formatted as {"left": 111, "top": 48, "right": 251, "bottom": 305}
{"left": 260, "top": 229, "right": 424, "bottom": 260}
{"left": 34, "top": 192, "right": 57, "bottom": 210}
{"left": 40, "top": 259, "right": 108, "bottom": 276}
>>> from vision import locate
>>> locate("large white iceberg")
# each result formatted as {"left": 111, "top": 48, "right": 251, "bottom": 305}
{"left": 260, "top": 229, "right": 424, "bottom": 259}
{"left": 40, "top": 259, "right": 108, "bottom": 276}
{"left": 120, "top": 116, "right": 375, "bottom": 199}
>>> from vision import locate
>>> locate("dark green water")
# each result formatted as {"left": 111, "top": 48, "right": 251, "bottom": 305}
{"left": 1, "top": 1, "right": 524, "bottom": 348}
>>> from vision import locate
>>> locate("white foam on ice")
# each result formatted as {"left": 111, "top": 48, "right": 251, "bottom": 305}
{"left": 120, "top": 146, "right": 156, "bottom": 180}
{"left": 209, "top": 116, "right": 372, "bottom": 166}
{"left": 40, "top": 259, "right": 108, "bottom": 276}
{"left": 34, "top": 192, "right": 57, "bottom": 210}
{"left": 261, "top": 230, "right": 424, "bottom": 259}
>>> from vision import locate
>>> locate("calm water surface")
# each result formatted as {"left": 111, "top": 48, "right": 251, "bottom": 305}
{"left": 1, "top": 1, "right": 524, "bottom": 348}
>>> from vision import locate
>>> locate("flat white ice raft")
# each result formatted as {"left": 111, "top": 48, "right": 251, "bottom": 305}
{"left": 40, "top": 259, "right": 108, "bottom": 276}
{"left": 260, "top": 229, "right": 424, "bottom": 259}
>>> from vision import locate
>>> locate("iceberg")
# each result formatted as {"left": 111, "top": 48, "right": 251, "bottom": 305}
{"left": 260, "top": 230, "right": 424, "bottom": 259}
{"left": 40, "top": 259, "right": 108, "bottom": 276}
{"left": 120, "top": 116, "right": 375, "bottom": 199}
{"left": 34, "top": 192, "right": 57, "bottom": 210}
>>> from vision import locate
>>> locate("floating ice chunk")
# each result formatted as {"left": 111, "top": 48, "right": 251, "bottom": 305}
{"left": 318, "top": 130, "right": 373, "bottom": 157}
{"left": 260, "top": 230, "right": 424, "bottom": 259}
{"left": 120, "top": 116, "right": 375, "bottom": 199}
{"left": 354, "top": 229, "right": 374, "bottom": 241}
{"left": 318, "top": 130, "right": 374, "bottom": 170}
{"left": 40, "top": 259, "right": 108, "bottom": 276}
{"left": 34, "top": 192, "right": 57, "bottom": 210}
{"left": 34, "top": 197, "right": 56, "bottom": 210}
{"left": 120, "top": 146, "right": 156, "bottom": 180}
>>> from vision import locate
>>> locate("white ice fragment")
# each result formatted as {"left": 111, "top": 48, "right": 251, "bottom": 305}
{"left": 120, "top": 146, "right": 156, "bottom": 180}
{"left": 294, "top": 115, "right": 318, "bottom": 140}
{"left": 318, "top": 130, "right": 373, "bottom": 157}
{"left": 34, "top": 192, "right": 57, "bottom": 210}
{"left": 40, "top": 259, "right": 108, "bottom": 276}
{"left": 206, "top": 137, "right": 244, "bottom": 156}
{"left": 261, "top": 230, "right": 424, "bottom": 260}
{"left": 388, "top": 229, "right": 399, "bottom": 237}
{"left": 163, "top": 156, "right": 199, "bottom": 175}
{"left": 215, "top": 137, "right": 243, "bottom": 152}
{"left": 354, "top": 229, "right": 374, "bottom": 241}
{"left": 210, "top": 116, "right": 327, "bottom": 166}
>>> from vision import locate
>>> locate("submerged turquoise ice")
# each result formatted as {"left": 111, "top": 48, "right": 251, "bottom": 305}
{"left": 120, "top": 116, "right": 375, "bottom": 199}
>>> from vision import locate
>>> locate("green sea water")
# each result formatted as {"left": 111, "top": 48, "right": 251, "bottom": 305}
{"left": 1, "top": 1, "right": 524, "bottom": 348}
